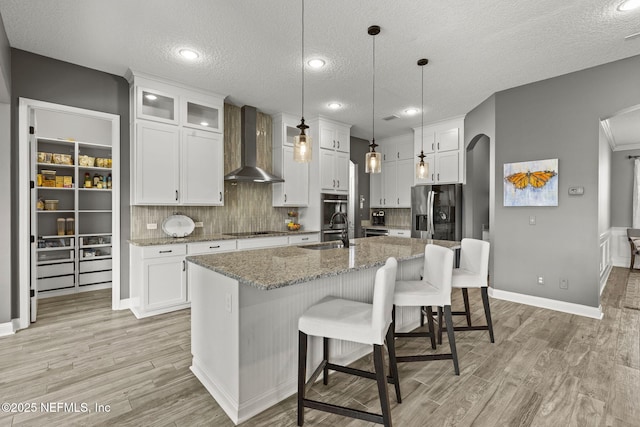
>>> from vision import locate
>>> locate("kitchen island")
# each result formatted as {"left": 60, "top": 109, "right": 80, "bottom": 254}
{"left": 186, "top": 236, "right": 459, "bottom": 425}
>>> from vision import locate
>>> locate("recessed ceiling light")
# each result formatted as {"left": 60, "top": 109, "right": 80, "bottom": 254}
{"left": 404, "top": 108, "right": 419, "bottom": 115}
{"left": 618, "top": 0, "right": 640, "bottom": 11}
{"left": 144, "top": 94, "right": 157, "bottom": 101}
{"left": 200, "top": 121, "right": 209, "bottom": 127}
{"left": 307, "top": 59, "right": 325, "bottom": 69}
{"left": 328, "top": 102, "right": 342, "bottom": 109}
{"left": 179, "top": 49, "right": 200, "bottom": 60}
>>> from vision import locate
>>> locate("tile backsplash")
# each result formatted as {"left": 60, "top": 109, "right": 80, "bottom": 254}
{"left": 130, "top": 104, "right": 297, "bottom": 239}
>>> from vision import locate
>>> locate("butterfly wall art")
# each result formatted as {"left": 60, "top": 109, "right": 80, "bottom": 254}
{"left": 503, "top": 158, "right": 558, "bottom": 206}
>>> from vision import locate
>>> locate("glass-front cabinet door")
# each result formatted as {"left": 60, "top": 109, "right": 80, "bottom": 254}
{"left": 182, "top": 97, "right": 224, "bottom": 133}
{"left": 136, "top": 87, "right": 179, "bottom": 125}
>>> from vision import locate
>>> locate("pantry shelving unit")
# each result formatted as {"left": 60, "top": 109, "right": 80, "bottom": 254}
{"left": 27, "top": 101, "right": 120, "bottom": 313}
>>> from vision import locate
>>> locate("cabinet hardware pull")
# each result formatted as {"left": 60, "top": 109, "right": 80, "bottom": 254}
{"left": 284, "top": 194, "right": 287, "bottom": 203}
{"left": 333, "top": 179, "right": 336, "bottom": 187}
{"left": 337, "top": 141, "right": 340, "bottom": 149}
{"left": 380, "top": 198, "right": 382, "bottom": 205}
{"left": 432, "top": 143, "right": 434, "bottom": 151}
{"left": 336, "top": 180, "right": 339, "bottom": 188}
{"left": 383, "top": 198, "right": 386, "bottom": 205}
{"left": 159, "top": 250, "right": 173, "bottom": 254}
{"left": 437, "top": 173, "right": 440, "bottom": 181}
{"left": 397, "top": 152, "right": 399, "bottom": 159}
{"left": 219, "top": 192, "right": 222, "bottom": 201}
{"left": 438, "top": 142, "right": 440, "bottom": 150}
{"left": 333, "top": 140, "right": 336, "bottom": 148}
{"left": 175, "top": 190, "right": 179, "bottom": 201}
{"left": 182, "top": 260, "right": 186, "bottom": 271}
{"left": 210, "top": 245, "right": 220, "bottom": 249}
{"left": 302, "top": 237, "right": 309, "bottom": 241}
{"left": 431, "top": 173, "right": 434, "bottom": 181}
{"left": 397, "top": 198, "right": 400, "bottom": 204}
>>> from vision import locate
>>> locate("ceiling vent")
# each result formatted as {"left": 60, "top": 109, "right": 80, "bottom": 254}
{"left": 382, "top": 114, "right": 400, "bottom": 121}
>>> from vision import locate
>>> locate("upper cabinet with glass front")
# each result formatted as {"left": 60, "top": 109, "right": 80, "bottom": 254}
{"left": 127, "top": 70, "right": 225, "bottom": 134}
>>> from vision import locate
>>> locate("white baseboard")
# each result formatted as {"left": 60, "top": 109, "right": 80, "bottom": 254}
{"left": 0, "top": 319, "right": 19, "bottom": 336}
{"left": 489, "top": 288, "right": 603, "bottom": 320}
{"left": 191, "top": 358, "right": 241, "bottom": 425}
{"left": 114, "top": 298, "right": 132, "bottom": 310}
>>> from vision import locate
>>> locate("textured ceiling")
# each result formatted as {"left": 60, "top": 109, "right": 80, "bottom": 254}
{"left": 0, "top": 0, "right": 639, "bottom": 139}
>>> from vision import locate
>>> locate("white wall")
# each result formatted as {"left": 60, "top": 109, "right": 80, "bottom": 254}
{"left": 598, "top": 123, "right": 612, "bottom": 235}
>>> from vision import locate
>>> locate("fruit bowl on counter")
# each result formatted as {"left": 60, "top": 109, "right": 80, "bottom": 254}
{"left": 287, "top": 222, "right": 301, "bottom": 231}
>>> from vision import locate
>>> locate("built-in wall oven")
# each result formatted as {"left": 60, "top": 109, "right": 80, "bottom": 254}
{"left": 321, "top": 193, "right": 348, "bottom": 242}
{"left": 364, "top": 228, "right": 389, "bottom": 237}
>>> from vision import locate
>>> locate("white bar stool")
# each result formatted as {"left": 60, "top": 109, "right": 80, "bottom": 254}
{"left": 438, "top": 238, "right": 493, "bottom": 343}
{"left": 297, "top": 257, "right": 401, "bottom": 427}
{"left": 393, "top": 244, "right": 459, "bottom": 375}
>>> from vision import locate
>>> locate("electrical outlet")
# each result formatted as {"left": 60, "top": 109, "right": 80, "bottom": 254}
{"left": 225, "top": 293, "right": 232, "bottom": 313}
{"left": 537, "top": 276, "right": 544, "bottom": 285}
{"left": 147, "top": 223, "right": 157, "bottom": 230}
{"left": 285, "top": 219, "right": 292, "bottom": 224}
{"left": 194, "top": 221, "right": 203, "bottom": 228}
{"left": 560, "top": 278, "right": 569, "bottom": 289}
{"left": 529, "top": 216, "right": 536, "bottom": 225}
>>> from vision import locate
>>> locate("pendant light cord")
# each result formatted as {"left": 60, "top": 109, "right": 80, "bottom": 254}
{"left": 372, "top": 34, "right": 375, "bottom": 142}
{"left": 421, "top": 63, "right": 424, "bottom": 151}
{"left": 301, "top": 0, "right": 305, "bottom": 119}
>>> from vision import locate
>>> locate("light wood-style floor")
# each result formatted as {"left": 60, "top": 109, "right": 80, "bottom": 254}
{"left": 1, "top": 267, "right": 638, "bottom": 426}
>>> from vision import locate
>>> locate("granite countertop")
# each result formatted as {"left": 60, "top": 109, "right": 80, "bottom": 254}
{"left": 129, "top": 230, "right": 320, "bottom": 247}
{"left": 187, "top": 236, "right": 459, "bottom": 291}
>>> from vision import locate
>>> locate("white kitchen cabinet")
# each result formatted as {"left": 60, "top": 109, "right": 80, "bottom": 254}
{"left": 130, "top": 244, "right": 189, "bottom": 318}
{"left": 181, "top": 129, "right": 224, "bottom": 205}
{"left": 134, "top": 121, "right": 180, "bottom": 204}
{"left": 312, "top": 118, "right": 350, "bottom": 194}
{"left": 127, "top": 70, "right": 226, "bottom": 205}
{"left": 319, "top": 123, "right": 349, "bottom": 152}
{"left": 272, "top": 113, "right": 309, "bottom": 207}
{"left": 187, "top": 240, "right": 237, "bottom": 255}
{"left": 288, "top": 233, "right": 320, "bottom": 245}
{"left": 389, "top": 229, "right": 411, "bottom": 238}
{"left": 372, "top": 134, "right": 413, "bottom": 208}
{"left": 414, "top": 117, "right": 464, "bottom": 184}
{"left": 237, "top": 235, "right": 289, "bottom": 250}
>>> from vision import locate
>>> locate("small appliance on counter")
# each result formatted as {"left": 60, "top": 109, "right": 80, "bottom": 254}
{"left": 372, "top": 210, "right": 385, "bottom": 226}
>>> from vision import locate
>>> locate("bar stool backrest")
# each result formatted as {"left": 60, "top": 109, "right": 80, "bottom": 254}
{"left": 423, "top": 244, "right": 454, "bottom": 307}
{"left": 371, "top": 257, "right": 398, "bottom": 345}
{"left": 459, "top": 238, "right": 490, "bottom": 284}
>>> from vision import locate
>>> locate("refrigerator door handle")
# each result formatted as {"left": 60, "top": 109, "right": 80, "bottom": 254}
{"left": 428, "top": 191, "right": 435, "bottom": 238}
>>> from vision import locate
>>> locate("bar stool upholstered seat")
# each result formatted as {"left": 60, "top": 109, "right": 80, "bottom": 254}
{"left": 297, "top": 257, "right": 401, "bottom": 427}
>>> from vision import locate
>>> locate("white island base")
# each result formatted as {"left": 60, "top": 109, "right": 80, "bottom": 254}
{"left": 189, "top": 257, "right": 423, "bottom": 425}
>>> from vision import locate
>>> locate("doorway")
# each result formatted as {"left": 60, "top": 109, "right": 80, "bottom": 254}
{"left": 18, "top": 98, "right": 121, "bottom": 328}
{"left": 465, "top": 134, "right": 490, "bottom": 240}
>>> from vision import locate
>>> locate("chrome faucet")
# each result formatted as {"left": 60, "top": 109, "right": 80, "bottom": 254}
{"left": 329, "top": 211, "right": 349, "bottom": 248}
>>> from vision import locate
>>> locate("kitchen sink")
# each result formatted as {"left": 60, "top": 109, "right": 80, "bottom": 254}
{"left": 298, "top": 242, "right": 354, "bottom": 250}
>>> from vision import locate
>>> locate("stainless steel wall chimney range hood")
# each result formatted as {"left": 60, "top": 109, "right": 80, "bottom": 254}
{"left": 224, "top": 105, "right": 284, "bottom": 183}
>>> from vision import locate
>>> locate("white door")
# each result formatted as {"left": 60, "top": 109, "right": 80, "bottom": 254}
{"left": 436, "top": 151, "right": 460, "bottom": 183}
{"left": 370, "top": 171, "right": 383, "bottom": 208}
{"left": 282, "top": 146, "right": 309, "bottom": 206}
{"left": 396, "top": 158, "right": 414, "bottom": 207}
{"left": 436, "top": 127, "right": 460, "bottom": 152}
{"left": 144, "top": 257, "right": 187, "bottom": 310}
{"left": 334, "top": 151, "right": 350, "bottom": 192}
{"left": 384, "top": 161, "right": 397, "bottom": 206}
{"left": 29, "top": 107, "right": 38, "bottom": 322}
{"left": 320, "top": 149, "right": 336, "bottom": 191}
{"left": 181, "top": 129, "right": 223, "bottom": 205}
{"left": 135, "top": 121, "right": 180, "bottom": 204}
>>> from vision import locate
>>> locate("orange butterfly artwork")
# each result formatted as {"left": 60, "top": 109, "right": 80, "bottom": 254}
{"left": 503, "top": 159, "right": 558, "bottom": 207}
{"left": 504, "top": 170, "right": 557, "bottom": 190}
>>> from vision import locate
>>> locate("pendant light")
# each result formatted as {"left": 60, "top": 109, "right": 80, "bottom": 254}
{"left": 293, "top": 0, "right": 312, "bottom": 163}
{"left": 365, "top": 25, "right": 381, "bottom": 174}
{"left": 416, "top": 58, "right": 429, "bottom": 179}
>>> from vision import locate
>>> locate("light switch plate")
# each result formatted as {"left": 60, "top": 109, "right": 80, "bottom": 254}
{"left": 146, "top": 223, "right": 157, "bottom": 230}
{"left": 194, "top": 222, "right": 203, "bottom": 228}
{"left": 568, "top": 186, "right": 584, "bottom": 196}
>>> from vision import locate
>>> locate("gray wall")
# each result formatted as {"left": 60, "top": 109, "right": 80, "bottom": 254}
{"left": 611, "top": 147, "right": 640, "bottom": 227}
{"left": 465, "top": 135, "right": 490, "bottom": 240}
{"left": 0, "top": 14, "right": 10, "bottom": 324}
{"left": 475, "top": 54, "right": 640, "bottom": 308}
{"left": 11, "top": 49, "right": 130, "bottom": 319}
{"left": 350, "top": 136, "right": 370, "bottom": 237}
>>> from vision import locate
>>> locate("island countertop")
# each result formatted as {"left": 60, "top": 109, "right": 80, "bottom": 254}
{"left": 186, "top": 236, "right": 459, "bottom": 291}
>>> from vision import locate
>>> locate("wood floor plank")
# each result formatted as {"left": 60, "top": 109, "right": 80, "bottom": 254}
{"left": 0, "top": 269, "right": 638, "bottom": 426}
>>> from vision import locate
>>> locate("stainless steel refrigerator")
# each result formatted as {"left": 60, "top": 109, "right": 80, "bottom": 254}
{"left": 411, "top": 184, "right": 462, "bottom": 241}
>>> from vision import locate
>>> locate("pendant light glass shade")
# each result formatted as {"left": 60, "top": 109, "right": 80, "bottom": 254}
{"left": 416, "top": 152, "right": 428, "bottom": 179}
{"left": 293, "top": 119, "right": 312, "bottom": 163}
{"left": 416, "top": 58, "right": 429, "bottom": 179}
{"left": 365, "top": 25, "right": 381, "bottom": 174}
{"left": 365, "top": 145, "right": 381, "bottom": 173}
{"left": 293, "top": 0, "right": 312, "bottom": 163}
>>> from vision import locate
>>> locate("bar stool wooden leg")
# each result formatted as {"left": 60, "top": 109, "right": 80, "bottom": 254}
{"left": 373, "top": 344, "right": 393, "bottom": 427}
{"left": 425, "top": 306, "right": 436, "bottom": 349}
{"left": 437, "top": 307, "right": 443, "bottom": 345}
{"left": 385, "top": 324, "right": 402, "bottom": 403}
{"left": 298, "top": 331, "right": 308, "bottom": 426}
{"left": 461, "top": 288, "right": 472, "bottom": 327}
{"left": 323, "top": 337, "right": 329, "bottom": 385}
{"left": 443, "top": 306, "right": 459, "bottom": 375}
{"left": 481, "top": 287, "right": 495, "bottom": 343}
